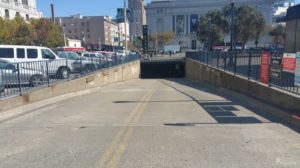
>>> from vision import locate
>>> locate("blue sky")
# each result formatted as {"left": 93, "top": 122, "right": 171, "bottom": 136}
{"left": 37, "top": 0, "right": 300, "bottom": 18}
{"left": 37, "top": 0, "right": 151, "bottom": 17}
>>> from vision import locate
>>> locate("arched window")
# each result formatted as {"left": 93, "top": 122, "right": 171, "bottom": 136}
{"left": 156, "top": 18, "right": 164, "bottom": 33}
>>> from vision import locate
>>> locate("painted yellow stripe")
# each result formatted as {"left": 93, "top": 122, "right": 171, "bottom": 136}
{"left": 105, "top": 127, "right": 134, "bottom": 168}
{"left": 96, "top": 84, "right": 157, "bottom": 168}
{"left": 105, "top": 87, "right": 156, "bottom": 168}
{"left": 96, "top": 127, "right": 127, "bottom": 168}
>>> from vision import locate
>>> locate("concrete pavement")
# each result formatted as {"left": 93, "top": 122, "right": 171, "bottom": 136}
{"left": 0, "top": 79, "right": 299, "bottom": 168}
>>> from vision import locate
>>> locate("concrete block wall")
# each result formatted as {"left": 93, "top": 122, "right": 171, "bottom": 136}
{"left": 186, "top": 58, "right": 300, "bottom": 114}
{"left": 0, "top": 60, "right": 140, "bottom": 112}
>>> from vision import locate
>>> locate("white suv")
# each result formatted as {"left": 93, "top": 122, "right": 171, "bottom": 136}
{"left": 0, "top": 45, "right": 73, "bottom": 79}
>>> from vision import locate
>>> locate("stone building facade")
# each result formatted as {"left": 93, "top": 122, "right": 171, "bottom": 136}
{"left": 0, "top": 0, "right": 41, "bottom": 20}
{"left": 146, "top": 0, "right": 276, "bottom": 50}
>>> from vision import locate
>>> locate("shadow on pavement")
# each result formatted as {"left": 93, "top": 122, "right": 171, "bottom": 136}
{"left": 159, "top": 80, "right": 263, "bottom": 125}
{"left": 161, "top": 78, "right": 300, "bottom": 133}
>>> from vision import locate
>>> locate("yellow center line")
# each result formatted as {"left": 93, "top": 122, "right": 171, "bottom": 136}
{"left": 96, "top": 83, "right": 157, "bottom": 168}
{"left": 105, "top": 127, "right": 134, "bottom": 168}
{"left": 106, "top": 88, "right": 156, "bottom": 168}
{"left": 96, "top": 127, "right": 127, "bottom": 168}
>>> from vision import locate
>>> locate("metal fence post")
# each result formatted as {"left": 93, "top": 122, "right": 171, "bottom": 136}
{"left": 206, "top": 52, "right": 209, "bottom": 65}
{"left": 217, "top": 52, "right": 219, "bottom": 68}
{"left": 80, "top": 58, "right": 83, "bottom": 75}
{"left": 224, "top": 52, "right": 227, "bottom": 70}
{"left": 234, "top": 52, "right": 237, "bottom": 75}
{"left": 16, "top": 63, "right": 22, "bottom": 94}
{"left": 248, "top": 52, "right": 252, "bottom": 80}
{"left": 99, "top": 57, "right": 102, "bottom": 70}
{"left": 46, "top": 61, "right": 50, "bottom": 85}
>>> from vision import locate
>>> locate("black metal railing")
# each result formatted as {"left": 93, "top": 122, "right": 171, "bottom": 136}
{"left": 0, "top": 54, "right": 140, "bottom": 98}
{"left": 186, "top": 51, "right": 300, "bottom": 95}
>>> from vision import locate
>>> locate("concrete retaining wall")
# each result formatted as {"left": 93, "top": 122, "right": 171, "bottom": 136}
{"left": 0, "top": 60, "right": 140, "bottom": 112}
{"left": 186, "top": 58, "right": 300, "bottom": 114}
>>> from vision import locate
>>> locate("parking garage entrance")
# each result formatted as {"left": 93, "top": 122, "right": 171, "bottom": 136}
{"left": 140, "top": 58, "right": 185, "bottom": 78}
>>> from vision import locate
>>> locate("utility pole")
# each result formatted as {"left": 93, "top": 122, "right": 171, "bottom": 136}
{"left": 229, "top": 0, "right": 235, "bottom": 66}
{"left": 208, "top": 17, "right": 212, "bottom": 52}
{"left": 230, "top": 0, "right": 235, "bottom": 51}
{"left": 63, "top": 27, "right": 67, "bottom": 47}
{"left": 99, "top": 37, "right": 101, "bottom": 50}
{"left": 59, "top": 19, "right": 67, "bottom": 47}
{"left": 155, "top": 32, "right": 158, "bottom": 55}
{"left": 124, "top": 0, "right": 128, "bottom": 55}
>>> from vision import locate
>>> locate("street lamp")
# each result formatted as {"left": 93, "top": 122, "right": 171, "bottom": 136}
{"left": 62, "top": 26, "right": 67, "bottom": 47}
{"left": 81, "top": 31, "right": 85, "bottom": 48}
{"left": 229, "top": 0, "right": 235, "bottom": 66}
{"left": 208, "top": 17, "right": 212, "bottom": 52}
{"left": 230, "top": 0, "right": 235, "bottom": 51}
{"left": 124, "top": 0, "right": 128, "bottom": 55}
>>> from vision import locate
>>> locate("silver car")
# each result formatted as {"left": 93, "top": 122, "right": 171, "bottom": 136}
{"left": 56, "top": 51, "right": 100, "bottom": 73}
{"left": 0, "top": 59, "right": 46, "bottom": 87}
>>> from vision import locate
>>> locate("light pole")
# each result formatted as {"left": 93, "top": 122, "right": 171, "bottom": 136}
{"left": 208, "top": 17, "right": 212, "bottom": 51}
{"left": 124, "top": 0, "right": 128, "bottom": 54}
{"left": 81, "top": 31, "right": 85, "bottom": 48}
{"left": 63, "top": 26, "right": 67, "bottom": 47}
{"left": 59, "top": 18, "right": 67, "bottom": 47}
{"left": 229, "top": 0, "right": 235, "bottom": 66}
{"left": 230, "top": 0, "right": 235, "bottom": 51}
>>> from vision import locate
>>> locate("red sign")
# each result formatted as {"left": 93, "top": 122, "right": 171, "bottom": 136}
{"left": 260, "top": 51, "right": 270, "bottom": 84}
{"left": 282, "top": 53, "right": 296, "bottom": 72}
{"left": 63, "top": 47, "right": 86, "bottom": 51}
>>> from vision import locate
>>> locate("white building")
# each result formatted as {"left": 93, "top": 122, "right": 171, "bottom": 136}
{"left": 110, "top": 20, "right": 119, "bottom": 47}
{"left": 118, "top": 22, "right": 130, "bottom": 46}
{"left": 67, "top": 38, "right": 82, "bottom": 48}
{"left": 146, "top": 0, "right": 278, "bottom": 50}
{"left": 0, "top": 0, "right": 42, "bottom": 20}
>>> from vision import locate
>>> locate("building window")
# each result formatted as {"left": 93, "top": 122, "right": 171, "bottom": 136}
{"left": 5, "top": 9, "right": 9, "bottom": 18}
{"left": 16, "top": 12, "right": 20, "bottom": 17}
{"left": 22, "top": 0, "right": 28, "bottom": 5}
{"left": 14, "top": 0, "right": 20, "bottom": 6}
{"left": 26, "top": 14, "right": 29, "bottom": 21}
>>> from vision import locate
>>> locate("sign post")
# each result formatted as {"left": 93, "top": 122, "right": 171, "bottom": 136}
{"left": 295, "top": 52, "right": 300, "bottom": 86}
{"left": 260, "top": 51, "right": 271, "bottom": 84}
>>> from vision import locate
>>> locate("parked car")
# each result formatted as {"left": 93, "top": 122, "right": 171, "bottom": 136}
{"left": 0, "top": 59, "right": 46, "bottom": 87}
{"left": 81, "top": 52, "right": 112, "bottom": 66}
{"left": 117, "top": 50, "right": 126, "bottom": 57}
{"left": 0, "top": 45, "right": 74, "bottom": 79}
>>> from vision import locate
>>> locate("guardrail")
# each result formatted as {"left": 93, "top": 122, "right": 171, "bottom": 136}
{"left": 186, "top": 51, "right": 300, "bottom": 95}
{"left": 0, "top": 54, "right": 140, "bottom": 99}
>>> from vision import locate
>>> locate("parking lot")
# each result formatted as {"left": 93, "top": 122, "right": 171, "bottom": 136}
{"left": 0, "top": 54, "right": 140, "bottom": 99}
